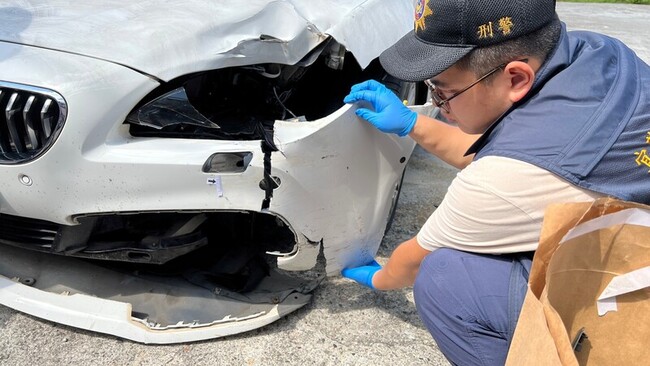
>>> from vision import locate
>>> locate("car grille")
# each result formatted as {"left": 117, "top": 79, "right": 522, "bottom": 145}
{"left": 0, "top": 213, "right": 59, "bottom": 249}
{"left": 0, "top": 81, "right": 67, "bottom": 164}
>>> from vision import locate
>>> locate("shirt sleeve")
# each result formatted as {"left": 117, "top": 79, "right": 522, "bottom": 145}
{"left": 416, "top": 156, "right": 604, "bottom": 254}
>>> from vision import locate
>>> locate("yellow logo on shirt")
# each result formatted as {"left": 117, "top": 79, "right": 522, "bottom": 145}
{"left": 634, "top": 132, "right": 650, "bottom": 173}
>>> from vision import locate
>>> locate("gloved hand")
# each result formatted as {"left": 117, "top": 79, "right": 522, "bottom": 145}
{"left": 343, "top": 80, "right": 417, "bottom": 137}
{"left": 341, "top": 260, "right": 382, "bottom": 289}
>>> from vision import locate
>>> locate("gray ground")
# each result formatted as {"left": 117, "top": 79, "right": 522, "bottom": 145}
{"left": 1, "top": 3, "right": 649, "bottom": 366}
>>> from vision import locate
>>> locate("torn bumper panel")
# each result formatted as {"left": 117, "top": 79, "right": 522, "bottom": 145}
{"left": 0, "top": 245, "right": 316, "bottom": 344}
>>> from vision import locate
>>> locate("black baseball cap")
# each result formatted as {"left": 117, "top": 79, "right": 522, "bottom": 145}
{"left": 380, "top": 0, "right": 558, "bottom": 81}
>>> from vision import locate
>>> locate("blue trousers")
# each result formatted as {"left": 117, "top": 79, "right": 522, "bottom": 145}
{"left": 413, "top": 248, "right": 532, "bottom": 366}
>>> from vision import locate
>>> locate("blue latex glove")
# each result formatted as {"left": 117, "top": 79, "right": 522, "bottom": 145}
{"left": 343, "top": 80, "right": 417, "bottom": 137}
{"left": 341, "top": 260, "right": 382, "bottom": 289}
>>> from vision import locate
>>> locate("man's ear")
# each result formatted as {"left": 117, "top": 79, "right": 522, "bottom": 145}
{"left": 504, "top": 60, "right": 535, "bottom": 103}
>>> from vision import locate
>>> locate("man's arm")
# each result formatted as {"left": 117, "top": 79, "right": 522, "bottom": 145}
{"left": 372, "top": 237, "right": 432, "bottom": 290}
{"left": 341, "top": 237, "right": 430, "bottom": 290}
{"left": 409, "top": 115, "right": 479, "bottom": 170}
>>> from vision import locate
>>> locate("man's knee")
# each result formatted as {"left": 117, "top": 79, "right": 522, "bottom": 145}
{"left": 414, "top": 248, "right": 468, "bottom": 303}
{"left": 413, "top": 248, "right": 470, "bottom": 319}
{"left": 413, "top": 249, "right": 518, "bottom": 366}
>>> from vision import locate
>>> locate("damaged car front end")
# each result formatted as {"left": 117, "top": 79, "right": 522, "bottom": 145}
{"left": 0, "top": 0, "right": 435, "bottom": 343}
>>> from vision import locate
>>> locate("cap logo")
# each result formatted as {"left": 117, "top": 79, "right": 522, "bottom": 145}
{"left": 477, "top": 17, "right": 515, "bottom": 39}
{"left": 477, "top": 22, "right": 494, "bottom": 39}
{"left": 634, "top": 132, "right": 650, "bottom": 174}
{"left": 414, "top": 0, "right": 433, "bottom": 33}
{"left": 498, "top": 17, "right": 514, "bottom": 35}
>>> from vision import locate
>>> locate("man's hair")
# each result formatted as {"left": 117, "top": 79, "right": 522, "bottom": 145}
{"left": 456, "top": 20, "right": 562, "bottom": 78}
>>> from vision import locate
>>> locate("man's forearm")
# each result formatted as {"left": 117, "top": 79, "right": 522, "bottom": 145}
{"left": 372, "top": 237, "right": 432, "bottom": 290}
{"left": 409, "top": 114, "right": 478, "bottom": 169}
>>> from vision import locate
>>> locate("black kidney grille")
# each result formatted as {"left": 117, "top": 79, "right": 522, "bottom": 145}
{"left": 0, "top": 81, "right": 67, "bottom": 164}
{"left": 0, "top": 213, "right": 59, "bottom": 249}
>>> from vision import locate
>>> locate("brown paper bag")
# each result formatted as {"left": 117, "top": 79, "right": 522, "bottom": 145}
{"left": 506, "top": 197, "right": 650, "bottom": 365}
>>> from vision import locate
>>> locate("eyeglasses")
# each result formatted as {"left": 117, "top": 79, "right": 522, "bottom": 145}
{"left": 424, "top": 59, "right": 528, "bottom": 113}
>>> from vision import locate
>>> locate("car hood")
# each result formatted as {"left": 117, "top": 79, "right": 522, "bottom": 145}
{"left": 0, "top": 0, "right": 413, "bottom": 81}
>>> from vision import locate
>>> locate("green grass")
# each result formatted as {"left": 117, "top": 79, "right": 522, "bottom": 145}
{"left": 559, "top": 0, "right": 650, "bottom": 4}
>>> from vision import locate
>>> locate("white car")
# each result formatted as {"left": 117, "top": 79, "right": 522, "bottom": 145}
{"left": 0, "top": 0, "right": 434, "bottom": 343}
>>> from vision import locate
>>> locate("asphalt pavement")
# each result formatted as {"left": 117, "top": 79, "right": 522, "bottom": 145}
{"left": 1, "top": 3, "right": 649, "bottom": 365}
